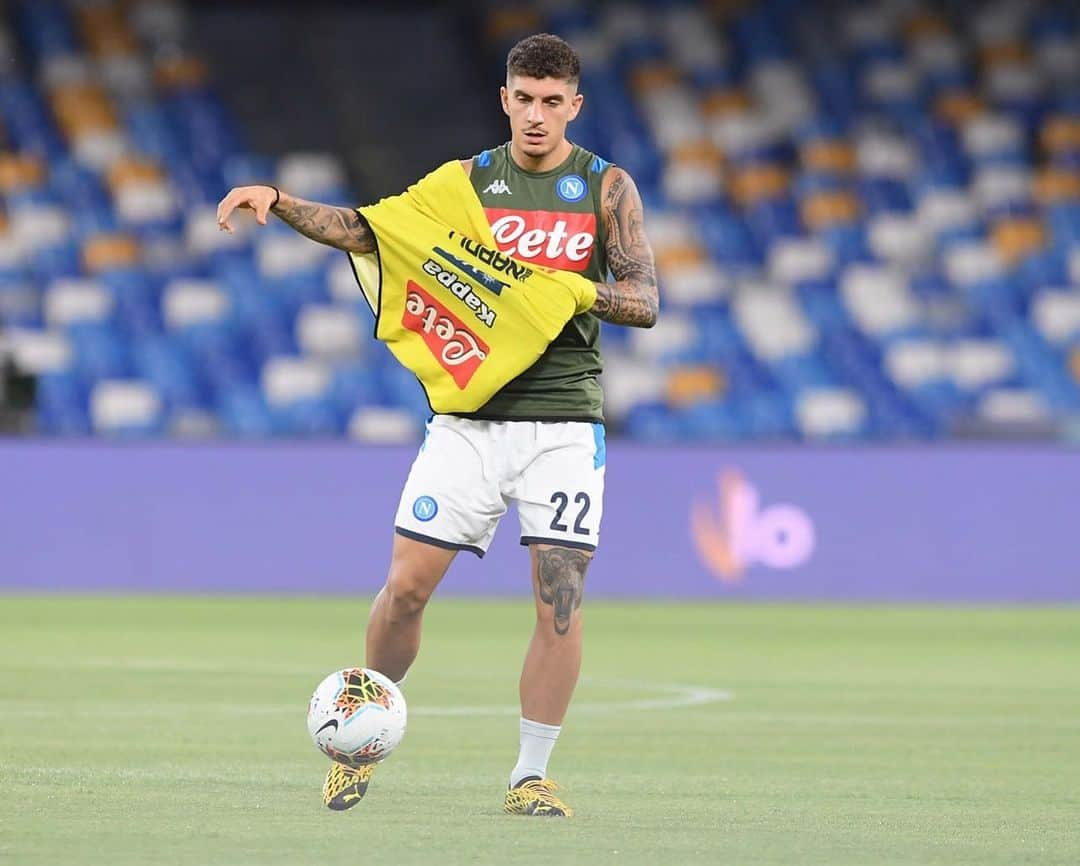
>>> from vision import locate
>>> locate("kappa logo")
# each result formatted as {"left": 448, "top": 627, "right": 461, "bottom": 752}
{"left": 691, "top": 469, "right": 816, "bottom": 584}
{"left": 432, "top": 246, "right": 509, "bottom": 296}
{"left": 402, "top": 282, "right": 489, "bottom": 389}
{"left": 484, "top": 208, "right": 597, "bottom": 271}
{"left": 483, "top": 179, "right": 512, "bottom": 195}
{"left": 422, "top": 257, "right": 497, "bottom": 328}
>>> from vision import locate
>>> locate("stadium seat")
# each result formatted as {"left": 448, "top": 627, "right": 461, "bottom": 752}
{"left": 795, "top": 387, "right": 868, "bottom": 439}
{"left": 89, "top": 379, "right": 164, "bottom": 436}
{"left": 348, "top": 406, "right": 423, "bottom": 443}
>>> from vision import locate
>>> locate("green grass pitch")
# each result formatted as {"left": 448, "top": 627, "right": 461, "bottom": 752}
{"left": 2, "top": 596, "right": 1078, "bottom": 865}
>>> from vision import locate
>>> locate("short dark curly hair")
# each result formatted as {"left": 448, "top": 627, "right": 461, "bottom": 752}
{"left": 506, "top": 33, "right": 581, "bottom": 85}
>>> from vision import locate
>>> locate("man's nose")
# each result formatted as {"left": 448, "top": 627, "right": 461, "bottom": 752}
{"left": 526, "top": 102, "right": 543, "bottom": 123}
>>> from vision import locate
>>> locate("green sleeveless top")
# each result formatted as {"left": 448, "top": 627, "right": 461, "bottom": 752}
{"left": 458, "top": 142, "right": 612, "bottom": 422}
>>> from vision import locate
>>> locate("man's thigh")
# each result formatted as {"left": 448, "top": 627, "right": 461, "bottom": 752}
{"left": 394, "top": 417, "right": 507, "bottom": 557}
{"left": 515, "top": 421, "right": 606, "bottom": 552}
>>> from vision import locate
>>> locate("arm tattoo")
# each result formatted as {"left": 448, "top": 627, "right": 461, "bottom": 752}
{"left": 536, "top": 547, "right": 589, "bottom": 635}
{"left": 271, "top": 195, "right": 376, "bottom": 254}
{"left": 593, "top": 168, "right": 659, "bottom": 327}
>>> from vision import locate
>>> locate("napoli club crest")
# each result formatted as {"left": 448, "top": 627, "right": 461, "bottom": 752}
{"left": 556, "top": 174, "right": 587, "bottom": 203}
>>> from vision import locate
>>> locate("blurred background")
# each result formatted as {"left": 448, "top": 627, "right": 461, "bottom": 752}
{"left": 0, "top": 0, "right": 1079, "bottom": 443}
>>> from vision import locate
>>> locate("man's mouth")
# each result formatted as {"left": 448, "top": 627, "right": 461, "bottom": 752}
{"left": 524, "top": 130, "right": 546, "bottom": 141}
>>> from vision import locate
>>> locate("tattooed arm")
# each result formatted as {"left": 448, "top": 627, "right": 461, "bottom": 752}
{"left": 216, "top": 185, "right": 376, "bottom": 254}
{"left": 592, "top": 167, "right": 659, "bottom": 328}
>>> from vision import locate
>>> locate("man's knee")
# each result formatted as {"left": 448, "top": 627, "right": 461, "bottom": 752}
{"left": 384, "top": 568, "right": 437, "bottom": 618}
{"left": 533, "top": 545, "right": 591, "bottom": 636}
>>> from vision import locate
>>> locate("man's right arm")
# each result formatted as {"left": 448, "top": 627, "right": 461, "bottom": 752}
{"left": 216, "top": 184, "right": 376, "bottom": 254}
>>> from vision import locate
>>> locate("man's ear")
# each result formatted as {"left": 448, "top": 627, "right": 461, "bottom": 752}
{"left": 568, "top": 91, "right": 584, "bottom": 122}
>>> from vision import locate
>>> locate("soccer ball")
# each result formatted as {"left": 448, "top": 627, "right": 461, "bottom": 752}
{"left": 307, "top": 668, "right": 407, "bottom": 767}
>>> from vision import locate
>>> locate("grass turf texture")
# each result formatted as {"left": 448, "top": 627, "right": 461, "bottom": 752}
{"left": 1, "top": 597, "right": 1077, "bottom": 866}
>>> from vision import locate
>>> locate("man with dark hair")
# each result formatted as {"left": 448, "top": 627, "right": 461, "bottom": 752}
{"left": 217, "top": 32, "right": 658, "bottom": 817}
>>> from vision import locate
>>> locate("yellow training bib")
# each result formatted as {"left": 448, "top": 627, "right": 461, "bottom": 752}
{"left": 349, "top": 161, "right": 597, "bottom": 414}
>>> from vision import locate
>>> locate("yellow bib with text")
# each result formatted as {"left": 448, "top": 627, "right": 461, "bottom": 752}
{"left": 348, "top": 161, "right": 597, "bottom": 414}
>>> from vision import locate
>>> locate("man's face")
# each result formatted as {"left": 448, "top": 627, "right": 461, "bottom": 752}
{"left": 501, "top": 75, "right": 583, "bottom": 158}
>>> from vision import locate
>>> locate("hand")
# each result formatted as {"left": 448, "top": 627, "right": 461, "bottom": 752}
{"left": 216, "top": 185, "right": 278, "bottom": 234}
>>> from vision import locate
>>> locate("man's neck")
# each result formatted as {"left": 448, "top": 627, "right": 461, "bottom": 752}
{"left": 508, "top": 138, "right": 573, "bottom": 173}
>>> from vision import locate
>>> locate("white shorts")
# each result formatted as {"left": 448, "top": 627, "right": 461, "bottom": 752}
{"left": 394, "top": 416, "right": 606, "bottom": 556}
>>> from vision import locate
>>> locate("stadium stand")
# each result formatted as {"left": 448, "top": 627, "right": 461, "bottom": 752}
{"left": 0, "top": 0, "right": 1078, "bottom": 441}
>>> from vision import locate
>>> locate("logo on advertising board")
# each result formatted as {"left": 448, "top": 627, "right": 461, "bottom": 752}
{"left": 402, "top": 281, "right": 489, "bottom": 389}
{"left": 484, "top": 208, "right": 597, "bottom": 271}
{"left": 691, "top": 469, "right": 815, "bottom": 584}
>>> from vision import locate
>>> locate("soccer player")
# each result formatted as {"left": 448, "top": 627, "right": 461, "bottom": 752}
{"left": 217, "top": 33, "right": 658, "bottom": 817}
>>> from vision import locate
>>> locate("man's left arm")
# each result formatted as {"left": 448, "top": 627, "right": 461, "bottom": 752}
{"left": 591, "top": 167, "right": 659, "bottom": 328}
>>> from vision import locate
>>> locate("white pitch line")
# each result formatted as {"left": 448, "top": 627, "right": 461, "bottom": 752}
{"left": 0, "top": 682, "right": 733, "bottom": 719}
{"left": 414, "top": 684, "right": 733, "bottom": 716}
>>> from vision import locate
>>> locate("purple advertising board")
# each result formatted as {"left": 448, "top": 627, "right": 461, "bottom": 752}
{"left": 0, "top": 442, "right": 1077, "bottom": 601}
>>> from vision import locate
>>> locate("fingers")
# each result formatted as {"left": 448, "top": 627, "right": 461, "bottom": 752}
{"left": 216, "top": 187, "right": 272, "bottom": 233}
{"left": 254, "top": 197, "right": 270, "bottom": 226}
{"left": 216, "top": 191, "right": 239, "bottom": 234}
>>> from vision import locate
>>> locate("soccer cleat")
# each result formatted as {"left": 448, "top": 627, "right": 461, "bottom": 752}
{"left": 322, "top": 761, "right": 377, "bottom": 811}
{"left": 503, "top": 776, "right": 574, "bottom": 817}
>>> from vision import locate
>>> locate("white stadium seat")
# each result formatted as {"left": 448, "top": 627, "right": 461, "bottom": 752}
{"left": 90, "top": 380, "right": 163, "bottom": 433}
{"left": 795, "top": 388, "right": 867, "bottom": 438}
{"left": 295, "top": 304, "right": 363, "bottom": 360}
{"left": 72, "top": 128, "right": 129, "bottom": 170}
{"left": 4, "top": 328, "right": 74, "bottom": 374}
{"left": 186, "top": 205, "right": 252, "bottom": 255}
{"left": 276, "top": 152, "right": 347, "bottom": 199}
{"left": 348, "top": 406, "right": 422, "bottom": 443}
{"left": 162, "top": 280, "right": 229, "bottom": 330}
{"left": 768, "top": 238, "right": 834, "bottom": 285}
{"left": 884, "top": 340, "right": 948, "bottom": 389}
{"left": 44, "top": 279, "right": 113, "bottom": 328}
{"left": 10, "top": 205, "right": 70, "bottom": 251}
{"left": 115, "top": 180, "right": 179, "bottom": 225}
{"left": 662, "top": 159, "right": 723, "bottom": 205}
{"left": 627, "top": 310, "right": 697, "bottom": 360}
{"left": 733, "top": 283, "right": 817, "bottom": 361}
{"left": 1031, "top": 291, "right": 1080, "bottom": 345}
{"left": 943, "top": 242, "right": 1005, "bottom": 288}
{"left": 948, "top": 339, "right": 1016, "bottom": 390}
{"left": 961, "top": 113, "right": 1023, "bottom": 158}
{"left": 658, "top": 260, "right": 729, "bottom": 307}
{"left": 168, "top": 408, "right": 220, "bottom": 439}
{"left": 841, "top": 265, "right": 921, "bottom": 336}
{"left": 864, "top": 61, "right": 919, "bottom": 103}
{"left": 856, "top": 131, "right": 916, "bottom": 179}
{"left": 261, "top": 356, "right": 331, "bottom": 406}
{"left": 977, "top": 388, "right": 1051, "bottom": 426}
{"left": 600, "top": 352, "right": 669, "bottom": 422}
{"left": 326, "top": 255, "right": 367, "bottom": 304}
{"left": 868, "top": 213, "right": 932, "bottom": 268}
{"left": 256, "top": 233, "right": 331, "bottom": 277}
{"left": 916, "top": 189, "right": 978, "bottom": 235}
{"left": 973, "top": 166, "right": 1032, "bottom": 211}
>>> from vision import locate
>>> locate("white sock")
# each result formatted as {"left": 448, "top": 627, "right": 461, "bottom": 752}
{"left": 510, "top": 717, "right": 561, "bottom": 788}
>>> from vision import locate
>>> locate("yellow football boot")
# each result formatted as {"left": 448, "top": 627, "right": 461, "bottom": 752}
{"left": 322, "top": 761, "right": 377, "bottom": 811}
{"left": 503, "top": 777, "right": 574, "bottom": 817}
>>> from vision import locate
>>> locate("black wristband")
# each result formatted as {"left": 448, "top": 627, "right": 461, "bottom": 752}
{"left": 267, "top": 185, "right": 281, "bottom": 209}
